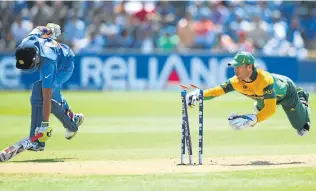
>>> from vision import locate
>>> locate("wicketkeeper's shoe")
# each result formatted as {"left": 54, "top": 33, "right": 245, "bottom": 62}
{"left": 65, "top": 113, "right": 84, "bottom": 140}
{"left": 297, "top": 88, "right": 309, "bottom": 107}
{"left": 297, "top": 122, "right": 310, "bottom": 136}
{"left": 28, "top": 142, "right": 45, "bottom": 152}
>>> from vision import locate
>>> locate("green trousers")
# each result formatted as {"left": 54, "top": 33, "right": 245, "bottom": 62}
{"left": 256, "top": 79, "right": 310, "bottom": 131}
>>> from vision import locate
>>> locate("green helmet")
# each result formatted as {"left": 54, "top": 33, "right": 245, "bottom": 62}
{"left": 228, "top": 51, "right": 255, "bottom": 67}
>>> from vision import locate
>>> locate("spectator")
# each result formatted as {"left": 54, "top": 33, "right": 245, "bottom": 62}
{"left": 156, "top": 1, "right": 176, "bottom": 25}
{"left": 117, "top": 29, "right": 133, "bottom": 48}
{"left": 11, "top": 14, "right": 33, "bottom": 46}
{"left": 134, "top": 2, "right": 154, "bottom": 23}
{"left": 187, "top": 1, "right": 211, "bottom": 21}
{"left": 263, "top": 11, "right": 294, "bottom": 57}
{"left": 212, "top": 33, "right": 237, "bottom": 53}
{"left": 115, "top": 1, "right": 130, "bottom": 29}
{"left": 100, "top": 15, "right": 120, "bottom": 37}
{"left": 247, "top": 15, "right": 270, "bottom": 50}
{"left": 30, "top": 1, "right": 54, "bottom": 26}
{"left": 140, "top": 29, "right": 154, "bottom": 54}
{"left": 51, "top": 1, "right": 69, "bottom": 26}
{"left": 0, "top": 1, "right": 313, "bottom": 58}
{"left": 177, "top": 12, "right": 195, "bottom": 50}
{"left": 209, "top": 1, "right": 229, "bottom": 25}
{"left": 212, "top": 32, "right": 227, "bottom": 53}
{"left": 287, "top": 17, "right": 308, "bottom": 59}
{"left": 228, "top": 10, "right": 251, "bottom": 36}
{"left": 287, "top": 16, "right": 304, "bottom": 46}
{"left": 86, "top": 15, "right": 104, "bottom": 40}
{"left": 63, "top": 11, "right": 86, "bottom": 48}
{"left": 194, "top": 12, "right": 216, "bottom": 49}
{"left": 157, "top": 26, "right": 179, "bottom": 52}
{"left": 236, "top": 31, "right": 255, "bottom": 53}
{"left": 75, "top": 29, "right": 105, "bottom": 53}
{"left": 1, "top": 2, "right": 19, "bottom": 50}
{"left": 271, "top": 11, "right": 288, "bottom": 40}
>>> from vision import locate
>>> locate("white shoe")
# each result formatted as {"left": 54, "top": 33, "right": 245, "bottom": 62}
{"left": 297, "top": 122, "right": 310, "bottom": 136}
{"left": 65, "top": 113, "right": 84, "bottom": 140}
{"left": 65, "top": 129, "right": 77, "bottom": 140}
{"left": 297, "top": 128, "right": 308, "bottom": 136}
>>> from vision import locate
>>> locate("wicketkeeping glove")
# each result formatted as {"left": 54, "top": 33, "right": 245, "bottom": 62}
{"left": 35, "top": 122, "right": 53, "bottom": 142}
{"left": 228, "top": 113, "right": 257, "bottom": 130}
{"left": 46, "top": 23, "right": 61, "bottom": 39}
{"left": 186, "top": 89, "right": 200, "bottom": 108}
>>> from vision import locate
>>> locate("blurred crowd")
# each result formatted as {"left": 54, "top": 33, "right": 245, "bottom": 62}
{"left": 1, "top": 1, "right": 316, "bottom": 59}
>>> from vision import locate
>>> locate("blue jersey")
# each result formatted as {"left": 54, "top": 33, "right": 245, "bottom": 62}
{"left": 20, "top": 28, "right": 75, "bottom": 88}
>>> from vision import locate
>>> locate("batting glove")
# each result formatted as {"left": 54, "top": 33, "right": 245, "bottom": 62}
{"left": 35, "top": 122, "right": 53, "bottom": 142}
{"left": 228, "top": 113, "right": 257, "bottom": 130}
{"left": 46, "top": 23, "right": 61, "bottom": 39}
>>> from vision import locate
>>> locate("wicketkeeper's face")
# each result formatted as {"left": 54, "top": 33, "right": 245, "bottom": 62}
{"left": 234, "top": 64, "right": 252, "bottom": 81}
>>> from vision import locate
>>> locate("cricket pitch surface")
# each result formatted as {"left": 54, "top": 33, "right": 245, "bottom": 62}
{"left": 0, "top": 155, "right": 315, "bottom": 175}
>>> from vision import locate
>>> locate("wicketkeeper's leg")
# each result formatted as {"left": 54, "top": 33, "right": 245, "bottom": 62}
{"left": 281, "top": 81, "right": 311, "bottom": 136}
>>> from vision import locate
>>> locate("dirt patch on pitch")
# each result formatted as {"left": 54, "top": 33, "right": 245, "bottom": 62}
{"left": 0, "top": 155, "right": 316, "bottom": 175}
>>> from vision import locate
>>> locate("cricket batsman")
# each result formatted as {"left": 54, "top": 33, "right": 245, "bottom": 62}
{"left": 15, "top": 23, "right": 84, "bottom": 151}
{"left": 187, "top": 51, "right": 311, "bottom": 136}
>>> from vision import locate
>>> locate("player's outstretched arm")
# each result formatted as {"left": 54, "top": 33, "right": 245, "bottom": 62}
{"left": 186, "top": 80, "right": 235, "bottom": 108}
{"left": 256, "top": 83, "right": 278, "bottom": 122}
{"left": 204, "top": 79, "right": 235, "bottom": 100}
{"left": 228, "top": 84, "right": 277, "bottom": 131}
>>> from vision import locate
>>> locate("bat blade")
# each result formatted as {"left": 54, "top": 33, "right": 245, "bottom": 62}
{"left": 0, "top": 133, "right": 43, "bottom": 162}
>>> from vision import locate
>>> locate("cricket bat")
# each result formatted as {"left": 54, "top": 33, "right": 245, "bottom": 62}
{"left": 0, "top": 133, "right": 43, "bottom": 162}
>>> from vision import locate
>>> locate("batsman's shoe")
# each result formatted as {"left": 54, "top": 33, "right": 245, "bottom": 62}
{"left": 28, "top": 142, "right": 45, "bottom": 152}
{"left": 65, "top": 113, "right": 84, "bottom": 140}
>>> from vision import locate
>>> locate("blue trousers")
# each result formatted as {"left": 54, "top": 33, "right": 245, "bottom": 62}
{"left": 30, "top": 67, "right": 74, "bottom": 147}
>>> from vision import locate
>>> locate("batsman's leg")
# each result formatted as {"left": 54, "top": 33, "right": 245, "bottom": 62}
{"left": 51, "top": 87, "right": 84, "bottom": 140}
{"left": 28, "top": 81, "right": 45, "bottom": 151}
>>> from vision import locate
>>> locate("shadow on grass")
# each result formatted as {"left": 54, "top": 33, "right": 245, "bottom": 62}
{"left": 12, "top": 158, "right": 76, "bottom": 163}
{"left": 223, "top": 161, "right": 304, "bottom": 166}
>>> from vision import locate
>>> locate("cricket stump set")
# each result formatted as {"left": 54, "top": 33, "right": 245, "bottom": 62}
{"left": 180, "top": 84, "right": 204, "bottom": 165}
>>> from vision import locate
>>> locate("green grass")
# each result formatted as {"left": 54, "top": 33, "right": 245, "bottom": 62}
{"left": 0, "top": 91, "right": 315, "bottom": 191}
{"left": 0, "top": 168, "right": 316, "bottom": 191}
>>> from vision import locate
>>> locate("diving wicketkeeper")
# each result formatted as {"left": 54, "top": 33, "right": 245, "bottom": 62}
{"left": 187, "top": 51, "right": 311, "bottom": 136}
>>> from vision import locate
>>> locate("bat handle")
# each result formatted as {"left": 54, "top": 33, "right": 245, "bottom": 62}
{"left": 30, "top": 133, "right": 43, "bottom": 142}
